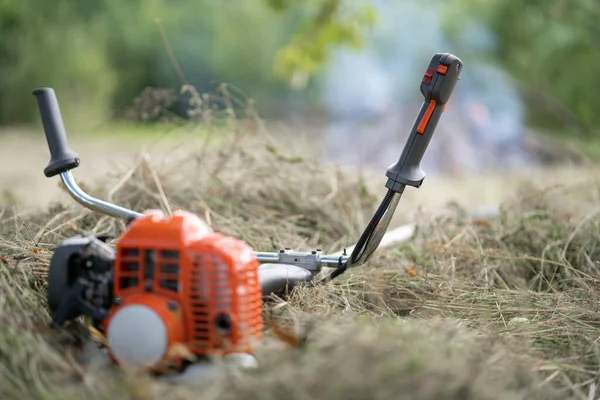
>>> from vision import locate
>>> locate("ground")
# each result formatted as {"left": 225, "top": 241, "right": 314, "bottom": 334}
{"left": 1, "top": 123, "right": 599, "bottom": 399}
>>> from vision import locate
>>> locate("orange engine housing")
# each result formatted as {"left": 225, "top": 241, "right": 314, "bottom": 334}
{"left": 101, "top": 209, "right": 263, "bottom": 369}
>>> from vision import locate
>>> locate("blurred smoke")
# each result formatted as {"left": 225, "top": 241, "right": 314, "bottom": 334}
{"left": 320, "top": 0, "right": 538, "bottom": 175}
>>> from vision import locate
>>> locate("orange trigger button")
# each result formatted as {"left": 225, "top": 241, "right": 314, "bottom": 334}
{"left": 416, "top": 100, "right": 437, "bottom": 134}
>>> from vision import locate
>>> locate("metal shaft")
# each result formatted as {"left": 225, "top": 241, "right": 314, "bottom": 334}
{"left": 60, "top": 171, "right": 143, "bottom": 220}
{"left": 254, "top": 251, "right": 348, "bottom": 266}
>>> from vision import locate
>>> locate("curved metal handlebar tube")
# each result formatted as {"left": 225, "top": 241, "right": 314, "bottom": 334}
{"left": 60, "top": 171, "right": 143, "bottom": 221}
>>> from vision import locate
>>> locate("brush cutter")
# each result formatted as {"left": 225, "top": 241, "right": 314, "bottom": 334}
{"left": 33, "top": 53, "right": 462, "bottom": 376}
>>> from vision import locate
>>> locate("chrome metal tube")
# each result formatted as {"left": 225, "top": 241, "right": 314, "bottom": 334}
{"left": 254, "top": 251, "right": 348, "bottom": 266}
{"left": 254, "top": 252, "right": 280, "bottom": 263}
{"left": 60, "top": 170, "right": 143, "bottom": 220}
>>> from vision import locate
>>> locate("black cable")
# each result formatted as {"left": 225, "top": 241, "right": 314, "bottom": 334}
{"left": 321, "top": 189, "right": 396, "bottom": 282}
{"left": 358, "top": 194, "right": 400, "bottom": 263}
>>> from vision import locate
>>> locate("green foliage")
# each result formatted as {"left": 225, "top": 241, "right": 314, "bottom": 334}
{"left": 0, "top": 0, "right": 307, "bottom": 125}
{"left": 189, "top": 0, "right": 295, "bottom": 105}
{"left": 0, "top": 0, "right": 118, "bottom": 126}
{"left": 3, "top": 0, "right": 599, "bottom": 139}
{"left": 270, "top": 0, "right": 377, "bottom": 89}
{"left": 0, "top": 0, "right": 377, "bottom": 125}
{"left": 445, "top": 0, "right": 600, "bottom": 136}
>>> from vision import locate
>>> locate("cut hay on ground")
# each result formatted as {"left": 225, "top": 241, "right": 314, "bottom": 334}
{"left": 0, "top": 133, "right": 599, "bottom": 400}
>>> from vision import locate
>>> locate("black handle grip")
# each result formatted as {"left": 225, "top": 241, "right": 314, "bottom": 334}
{"left": 385, "top": 53, "right": 462, "bottom": 190}
{"left": 32, "top": 88, "right": 80, "bottom": 177}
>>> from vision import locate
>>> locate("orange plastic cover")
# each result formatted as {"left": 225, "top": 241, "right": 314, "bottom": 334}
{"left": 107, "top": 210, "right": 263, "bottom": 361}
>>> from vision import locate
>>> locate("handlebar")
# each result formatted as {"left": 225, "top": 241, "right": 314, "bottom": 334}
{"left": 32, "top": 88, "right": 81, "bottom": 177}
{"left": 33, "top": 51, "right": 463, "bottom": 285}
{"left": 322, "top": 52, "right": 463, "bottom": 282}
{"left": 385, "top": 53, "right": 462, "bottom": 190}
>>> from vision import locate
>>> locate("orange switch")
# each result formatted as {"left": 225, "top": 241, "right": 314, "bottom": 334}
{"left": 416, "top": 100, "right": 437, "bottom": 134}
{"left": 437, "top": 64, "right": 448, "bottom": 75}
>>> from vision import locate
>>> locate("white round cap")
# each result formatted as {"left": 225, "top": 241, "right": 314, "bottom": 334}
{"left": 107, "top": 304, "right": 167, "bottom": 368}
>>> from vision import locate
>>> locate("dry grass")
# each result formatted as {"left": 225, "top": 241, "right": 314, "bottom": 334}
{"left": 1, "top": 128, "right": 599, "bottom": 400}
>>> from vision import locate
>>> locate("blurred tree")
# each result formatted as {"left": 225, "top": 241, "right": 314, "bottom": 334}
{"left": 267, "top": 0, "right": 377, "bottom": 89}
{"left": 2, "top": 0, "right": 598, "bottom": 138}
{"left": 444, "top": 0, "right": 600, "bottom": 136}
{"left": 0, "top": 0, "right": 343, "bottom": 124}
{"left": 0, "top": 0, "right": 293, "bottom": 124}
{"left": 0, "top": 0, "right": 118, "bottom": 126}
{"left": 0, "top": 0, "right": 379, "bottom": 125}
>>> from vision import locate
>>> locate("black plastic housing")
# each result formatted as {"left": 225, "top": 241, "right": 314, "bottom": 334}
{"left": 385, "top": 53, "right": 463, "bottom": 190}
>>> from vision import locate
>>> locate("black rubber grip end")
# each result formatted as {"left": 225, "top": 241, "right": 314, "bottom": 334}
{"left": 32, "top": 88, "right": 80, "bottom": 177}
